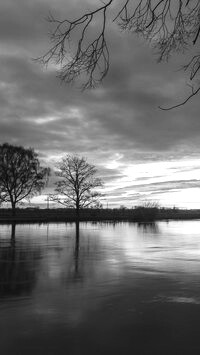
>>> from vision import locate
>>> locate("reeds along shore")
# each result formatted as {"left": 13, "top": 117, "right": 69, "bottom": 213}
{"left": 0, "top": 207, "right": 200, "bottom": 223}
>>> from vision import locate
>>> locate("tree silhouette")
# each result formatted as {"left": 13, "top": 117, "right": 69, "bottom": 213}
{"left": 38, "top": 0, "right": 200, "bottom": 108}
{"left": 50, "top": 155, "right": 103, "bottom": 222}
{"left": 0, "top": 143, "right": 50, "bottom": 216}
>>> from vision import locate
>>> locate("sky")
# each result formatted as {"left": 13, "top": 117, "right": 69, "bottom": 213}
{"left": 1, "top": 0, "right": 200, "bottom": 209}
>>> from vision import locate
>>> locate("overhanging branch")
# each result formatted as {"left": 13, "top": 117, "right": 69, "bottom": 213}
{"left": 36, "top": 0, "right": 200, "bottom": 107}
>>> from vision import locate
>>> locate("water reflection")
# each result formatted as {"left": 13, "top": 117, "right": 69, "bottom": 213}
{"left": 11, "top": 223, "right": 16, "bottom": 242}
{"left": 1, "top": 221, "right": 200, "bottom": 354}
{"left": 137, "top": 222, "right": 160, "bottom": 234}
{"left": 0, "top": 224, "right": 41, "bottom": 297}
{"left": 74, "top": 222, "right": 80, "bottom": 275}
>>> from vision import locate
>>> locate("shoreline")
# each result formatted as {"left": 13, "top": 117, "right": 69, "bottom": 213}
{"left": 0, "top": 207, "right": 200, "bottom": 224}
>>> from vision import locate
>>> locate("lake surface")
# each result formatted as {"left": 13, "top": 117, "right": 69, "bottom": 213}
{"left": 1, "top": 221, "right": 200, "bottom": 354}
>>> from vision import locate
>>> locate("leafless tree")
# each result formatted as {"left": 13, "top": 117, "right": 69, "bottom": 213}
{"left": 37, "top": 0, "right": 200, "bottom": 108}
{"left": 0, "top": 143, "right": 50, "bottom": 216}
{"left": 51, "top": 155, "right": 103, "bottom": 221}
{"left": 139, "top": 200, "right": 160, "bottom": 209}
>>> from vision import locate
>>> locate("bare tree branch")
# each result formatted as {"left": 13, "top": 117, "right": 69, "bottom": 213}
{"left": 52, "top": 155, "right": 103, "bottom": 217}
{"left": 159, "top": 83, "right": 200, "bottom": 110}
{"left": 36, "top": 0, "right": 114, "bottom": 89}
{"left": 37, "top": 0, "right": 200, "bottom": 107}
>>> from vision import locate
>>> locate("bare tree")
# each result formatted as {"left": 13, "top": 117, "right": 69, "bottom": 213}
{"left": 0, "top": 143, "right": 50, "bottom": 216}
{"left": 51, "top": 155, "right": 103, "bottom": 221}
{"left": 38, "top": 0, "right": 200, "bottom": 108}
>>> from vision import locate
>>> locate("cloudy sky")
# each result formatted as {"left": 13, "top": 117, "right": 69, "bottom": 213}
{"left": 1, "top": 0, "right": 200, "bottom": 208}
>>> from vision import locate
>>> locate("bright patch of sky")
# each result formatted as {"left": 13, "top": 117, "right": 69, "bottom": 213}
{"left": 30, "top": 157, "right": 200, "bottom": 209}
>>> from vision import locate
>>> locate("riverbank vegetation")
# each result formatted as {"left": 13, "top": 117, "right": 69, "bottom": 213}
{"left": 0, "top": 206, "right": 200, "bottom": 224}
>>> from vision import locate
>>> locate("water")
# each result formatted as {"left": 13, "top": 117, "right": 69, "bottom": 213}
{"left": 1, "top": 221, "right": 200, "bottom": 354}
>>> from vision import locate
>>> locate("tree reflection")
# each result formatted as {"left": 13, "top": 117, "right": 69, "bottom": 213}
{"left": 0, "top": 224, "right": 41, "bottom": 297}
{"left": 11, "top": 222, "right": 16, "bottom": 244}
{"left": 137, "top": 222, "right": 160, "bottom": 234}
{"left": 74, "top": 221, "right": 80, "bottom": 275}
{"left": 63, "top": 221, "right": 103, "bottom": 282}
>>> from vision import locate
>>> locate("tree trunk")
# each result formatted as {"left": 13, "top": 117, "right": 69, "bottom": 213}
{"left": 11, "top": 201, "right": 16, "bottom": 217}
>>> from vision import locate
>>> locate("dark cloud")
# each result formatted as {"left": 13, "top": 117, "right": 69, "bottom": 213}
{"left": 0, "top": 3, "right": 199, "bottom": 154}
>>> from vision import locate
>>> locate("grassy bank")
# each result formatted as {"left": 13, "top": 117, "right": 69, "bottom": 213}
{"left": 0, "top": 207, "right": 200, "bottom": 224}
